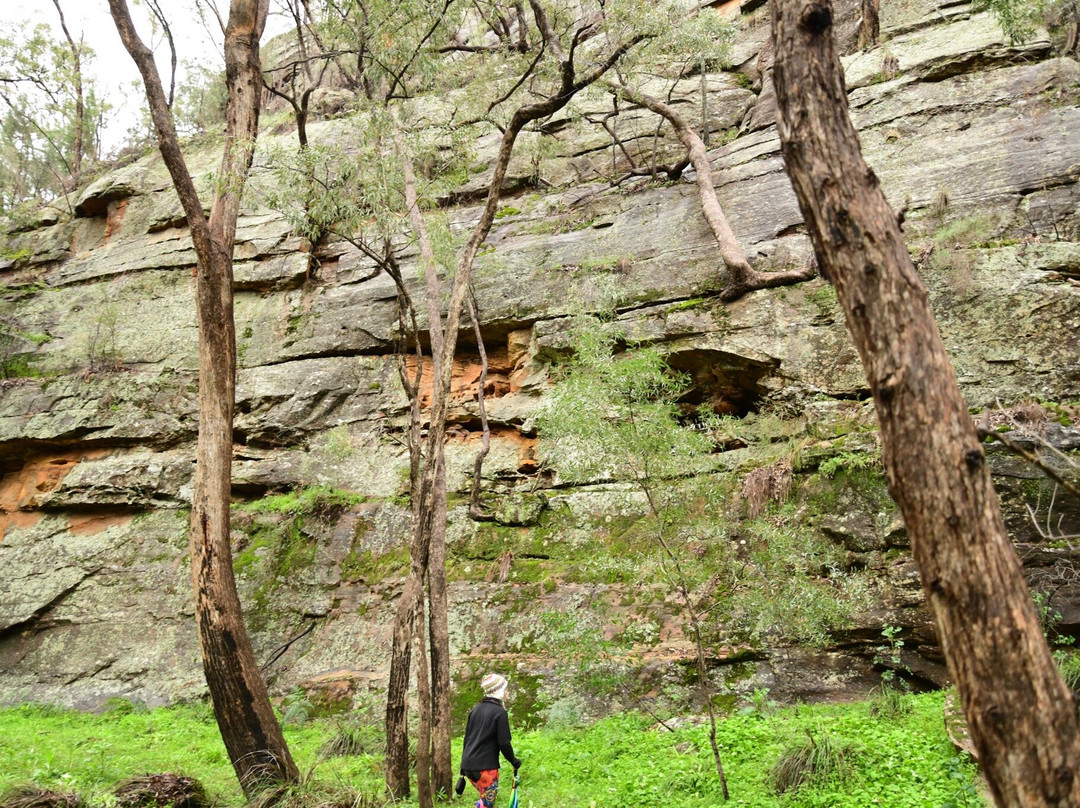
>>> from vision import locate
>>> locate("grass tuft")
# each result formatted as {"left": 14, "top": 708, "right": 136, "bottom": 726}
{"left": 248, "top": 781, "right": 380, "bottom": 808}
{"left": 770, "top": 731, "right": 856, "bottom": 795}
{"left": 869, "top": 685, "right": 913, "bottom": 720}
{"left": 319, "top": 723, "right": 383, "bottom": 759}
{"left": 0, "top": 788, "right": 81, "bottom": 808}
{"left": 114, "top": 774, "right": 209, "bottom": 808}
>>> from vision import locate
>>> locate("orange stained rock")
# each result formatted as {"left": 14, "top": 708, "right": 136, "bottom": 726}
{"left": 0, "top": 511, "right": 42, "bottom": 541}
{"left": 405, "top": 348, "right": 515, "bottom": 411}
{"left": 69, "top": 511, "right": 133, "bottom": 536}
{"left": 0, "top": 449, "right": 112, "bottom": 542}
{"left": 103, "top": 198, "right": 130, "bottom": 242}
{"left": 441, "top": 426, "right": 539, "bottom": 474}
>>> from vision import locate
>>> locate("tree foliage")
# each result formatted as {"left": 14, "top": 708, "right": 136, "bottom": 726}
{"left": 974, "top": 0, "right": 1047, "bottom": 42}
{"left": 0, "top": 21, "right": 106, "bottom": 214}
{"left": 536, "top": 319, "right": 866, "bottom": 647}
{"left": 538, "top": 320, "right": 710, "bottom": 489}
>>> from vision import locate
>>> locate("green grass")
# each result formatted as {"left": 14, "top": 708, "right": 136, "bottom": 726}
{"left": 0, "top": 691, "right": 984, "bottom": 807}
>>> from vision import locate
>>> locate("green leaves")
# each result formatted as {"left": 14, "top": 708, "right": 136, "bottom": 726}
{"left": 537, "top": 318, "right": 706, "bottom": 487}
{"left": 0, "top": 22, "right": 107, "bottom": 213}
{"left": 0, "top": 692, "right": 982, "bottom": 807}
{"left": 973, "top": 0, "right": 1047, "bottom": 44}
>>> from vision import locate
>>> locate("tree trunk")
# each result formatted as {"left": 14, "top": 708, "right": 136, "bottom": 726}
{"left": 415, "top": 590, "right": 434, "bottom": 808}
{"left": 383, "top": 20, "right": 645, "bottom": 799}
{"left": 856, "top": 0, "right": 880, "bottom": 50}
{"left": 108, "top": 0, "right": 299, "bottom": 796}
{"left": 385, "top": 566, "right": 422, "bottom": 799}
{"left": 51, "top": 0, "right": 83, "bottom": 180}
{"left": 427, "top": 458, "right": 453, "bottom": 797}
{"left": 611, "top": 84, "right": 815, "bottom": 302}
{"left": 769, "top": 1, "right": 1080, "bottom": 805}
{"left": 384, "top": 139, "right": 445, "bottom": 801}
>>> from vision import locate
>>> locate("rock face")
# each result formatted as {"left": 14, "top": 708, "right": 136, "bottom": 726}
{"left": 1, "top": 0, "right": 1079, "bottom": 719}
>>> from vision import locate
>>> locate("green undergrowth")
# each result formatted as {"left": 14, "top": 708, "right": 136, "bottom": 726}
{"left": 231, "top": 487, "right": 367, "bottom": 627}
{"left": 238, "top": 487, "right": 366, "bottom": 517}
{"left": 0, "top": 691, "right": 984, "bottom": 808}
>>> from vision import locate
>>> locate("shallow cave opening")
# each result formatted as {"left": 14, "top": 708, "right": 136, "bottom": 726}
{"left": 414, "top": 317, "right": 534, "bottom": 357}
{"left": 666, "top": 348, "right": 778, "bottom": 418}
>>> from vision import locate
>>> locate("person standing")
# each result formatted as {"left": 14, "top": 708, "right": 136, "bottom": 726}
{"left": 456, "top": 673, "right": 521, "bottom": 807}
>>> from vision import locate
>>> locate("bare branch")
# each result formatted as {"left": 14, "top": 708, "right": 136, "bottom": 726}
{"left": 50, "top": 0, "right": 85, "bottom": 177}
{"left": 386, "top": 0, "right": 456, "bottom": 101}
{"left": 610, "top": 82, "right": 815, "bottom": 301}
{"left": 486, "top": 38, "right": 546, "bottom": 113}
{"left": 977, "top": 427, "right": 1080, "bottom": 500}
{"left": 108, "top": 0, "right": 210, "bottom": 250}
{"left": 144, "top": 0, "right": 178, "bottom": 107}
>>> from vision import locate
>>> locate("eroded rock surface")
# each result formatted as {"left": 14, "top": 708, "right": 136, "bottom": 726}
{"left": 1, "top": 0, "right": 1078, "bottom": 714}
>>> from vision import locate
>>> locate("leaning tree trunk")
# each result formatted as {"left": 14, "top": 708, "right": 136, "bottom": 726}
{"left": 611, "top": 84, "right": 815, "bottom": 302}
{"left": 108, "top": 0, "right": 299, "bottom": 795}
{"left": 769, "top": 1, "right": 1080, "bottom": 805}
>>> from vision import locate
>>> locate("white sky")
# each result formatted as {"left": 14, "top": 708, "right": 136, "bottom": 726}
{"left": 2, "top": 0, "right": 293, "bottom": 154}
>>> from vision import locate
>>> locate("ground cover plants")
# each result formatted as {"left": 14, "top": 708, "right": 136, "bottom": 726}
{"left": 0, "top": 691, "right": 983, "bottom": 808}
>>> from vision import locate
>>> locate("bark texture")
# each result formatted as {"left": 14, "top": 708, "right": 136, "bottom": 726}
{"left": 108, "top": 0, "right": 299, "bottom": 795}
{"left": 856, "top": 0, "right": 879, "bottom": 50}
{"left": 769, "top": 1, "right": 1080, "bottom": 805}
{"left": 383, "top": 140, "right": 443, "bottom": 801}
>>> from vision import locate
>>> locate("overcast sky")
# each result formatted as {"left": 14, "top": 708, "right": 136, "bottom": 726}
{"left": 2, "top": 1, "right": 293, "bottom": 153}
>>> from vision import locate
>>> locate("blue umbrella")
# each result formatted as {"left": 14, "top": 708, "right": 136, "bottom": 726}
{"left": 508, "top": 773, "right": 520, "bottom": 808}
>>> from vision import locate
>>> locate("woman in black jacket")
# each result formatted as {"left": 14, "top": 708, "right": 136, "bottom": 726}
{"left": 456, "top": 673, "right": 521, "bottom": 807}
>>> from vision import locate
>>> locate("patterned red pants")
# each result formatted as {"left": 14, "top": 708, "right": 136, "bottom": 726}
{"left": 468, "top": 769, "right": 500, "bottom": 808}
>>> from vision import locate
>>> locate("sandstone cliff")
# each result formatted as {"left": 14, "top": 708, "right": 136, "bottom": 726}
{"left": 1, "top": 0, "right": 1078, "bottom": 720}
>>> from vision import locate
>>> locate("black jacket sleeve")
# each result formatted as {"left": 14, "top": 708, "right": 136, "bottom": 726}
{"left": 497, "top": 709, "right": 521, "bottom": 769}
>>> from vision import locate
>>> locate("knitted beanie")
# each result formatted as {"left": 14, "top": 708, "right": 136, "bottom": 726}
{"left": 481, "top": 673, "right": 508, "bottom": 700}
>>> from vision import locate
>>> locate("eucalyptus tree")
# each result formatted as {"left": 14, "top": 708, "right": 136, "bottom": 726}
{"left": 107, "top": 0, "right": 300, "bottom": 794}
{"left": 286, "top": 0, "right": 656, "bottom": 798}
{"left": 379, "top": 2, "right": 660, "bottom": 798}
{"left": 264, "top": 1, "right": 692, "bottom": 800}
{"left": 259, "top": 4, "right": 465, "bottom": 799}
{"left": 0, "top": 13, "right": 105, "bottom": 214}
{"left": 770, "top": 0, "right": 1080, "bottom": 804}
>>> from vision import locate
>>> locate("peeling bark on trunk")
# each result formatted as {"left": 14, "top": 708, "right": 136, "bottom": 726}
{"left": 769, "top": 1, "right": 1080, "bottom": 805}
{"left": 611, "top": 84, "right": 815, "bottom": 302}
{"left": 108, "top": 0, "right": 298, "bottom": 796}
